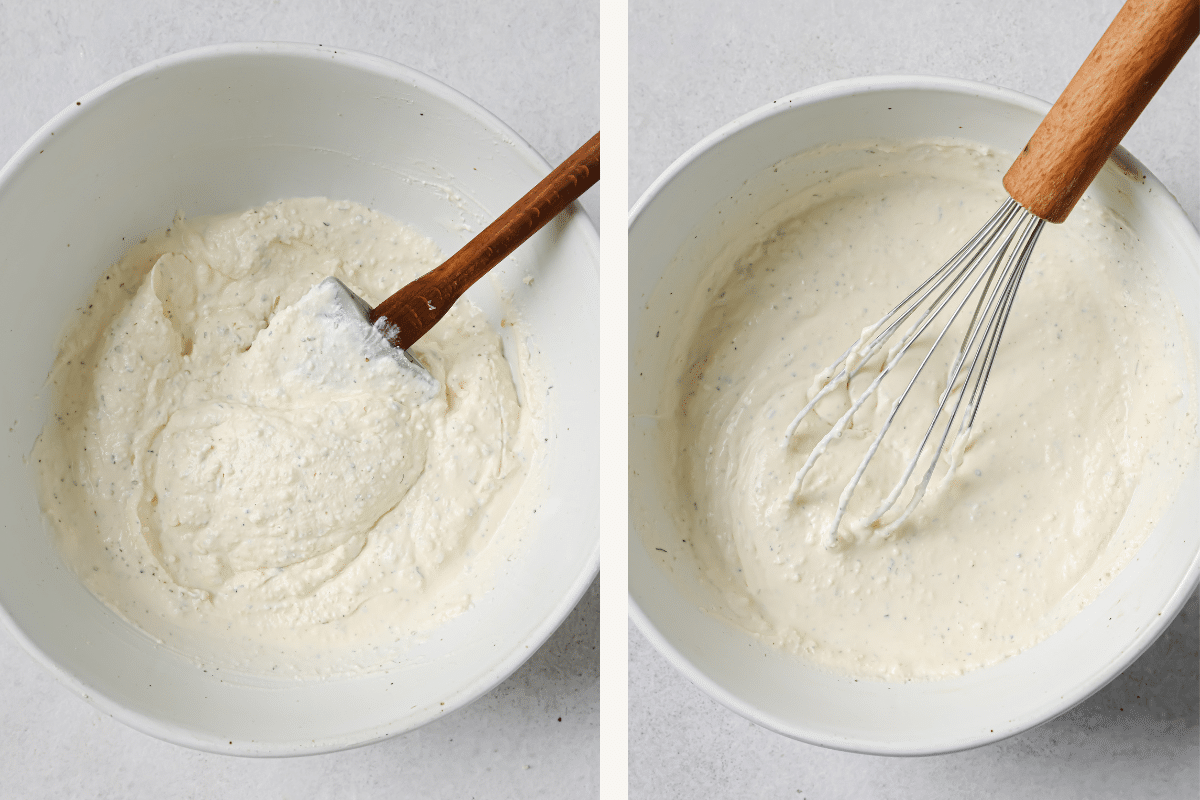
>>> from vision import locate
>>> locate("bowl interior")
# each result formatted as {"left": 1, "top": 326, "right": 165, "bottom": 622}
{"left": 0, "top": 43, "right": 599, "bottom": 754}
{"left": 629, "top": 77, "right": 1200, "bottom": 755}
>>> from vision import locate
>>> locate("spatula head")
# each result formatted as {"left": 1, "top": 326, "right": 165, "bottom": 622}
{"left": 304, "top": 277, "right": 438, "bottom": 399}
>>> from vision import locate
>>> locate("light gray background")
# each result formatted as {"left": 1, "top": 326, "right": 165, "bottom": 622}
{"left": 630, "top": 0, "right": 1199, "bottom": 797}
{"left": 0, "top": 1, "right": 598, "bottom": 798}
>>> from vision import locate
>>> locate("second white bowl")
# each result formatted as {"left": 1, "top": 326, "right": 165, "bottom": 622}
{"left": 629, "top": 75, "right": 1200, "bottom": 755}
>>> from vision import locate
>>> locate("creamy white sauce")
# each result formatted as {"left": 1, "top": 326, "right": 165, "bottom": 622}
{"left": 35, "top": 198, "right": 545, "bottom": 677}
{"left": 656, "top": 141, "right": 1197, "bottom": 680}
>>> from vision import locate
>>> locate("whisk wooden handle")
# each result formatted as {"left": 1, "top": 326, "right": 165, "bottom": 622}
{"left": 370, "top": 132, "right": 600, "bottom": 349}
{"left": 1003, "top": 0, "right": 1198, "bottom": 224}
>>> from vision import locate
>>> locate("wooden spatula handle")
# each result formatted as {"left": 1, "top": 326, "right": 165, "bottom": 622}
{"left": 370, "top": 132, "right": 600, "bottom": 349}
{"left": 1003, "top": 0, "right": 1198, "bottom": 223}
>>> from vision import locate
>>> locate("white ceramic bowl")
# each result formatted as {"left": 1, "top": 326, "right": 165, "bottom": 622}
{"left": 629, "top": 75, "right": 1200, "bottom": 755}
{"left": 0, "top": 43, "right": 599, "bottom": 755}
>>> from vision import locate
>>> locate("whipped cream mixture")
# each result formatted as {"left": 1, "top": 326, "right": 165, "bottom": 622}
{"left": 35, "top": 198, "right": 544, "bottom": 676}
{"left": 654, "top": 141, "right": 1196, "bottom": 680}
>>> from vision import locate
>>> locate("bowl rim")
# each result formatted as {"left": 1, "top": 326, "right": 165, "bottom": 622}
{"left": 627, "top": 73, "right": 1200, "bottom": 756}
{"left": 0, "top": 40, "right": 600, "bottom": 757}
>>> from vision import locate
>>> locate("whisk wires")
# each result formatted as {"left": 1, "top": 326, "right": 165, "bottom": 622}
{"left": 783, "top": 197, "right": 1044, "bottom": 547}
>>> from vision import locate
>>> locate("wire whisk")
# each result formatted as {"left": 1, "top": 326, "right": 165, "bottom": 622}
{"left": 780, "top": 0, "right": 1197, "bottom": 548}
